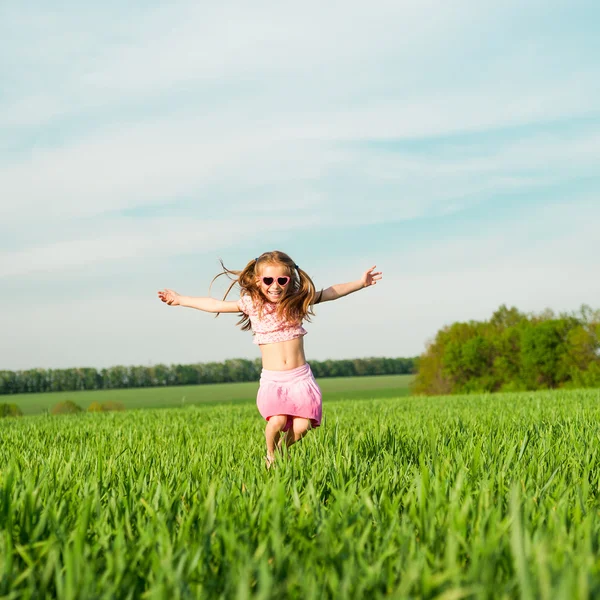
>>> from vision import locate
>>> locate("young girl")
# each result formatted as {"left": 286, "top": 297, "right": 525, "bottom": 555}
{"left": 157, "top": 250, "right": 382, "bottom": 467}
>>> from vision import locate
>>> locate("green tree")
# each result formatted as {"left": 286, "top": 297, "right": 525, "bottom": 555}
{"left": 520, "top": 319, "right": 574, "bottom": 389}
{"left": 415, "top": 305, "right": 599, "bottom": 395}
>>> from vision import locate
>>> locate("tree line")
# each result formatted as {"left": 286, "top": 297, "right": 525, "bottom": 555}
{"left": 0, "top": 357, "right": 416, "bottom": 395}
{"left": 414, "top": 304, "right": 600, "bottom": 395}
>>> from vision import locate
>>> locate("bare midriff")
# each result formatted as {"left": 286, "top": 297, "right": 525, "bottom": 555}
{"left": 259, "top": 337, "right": 307, "bottom": 371}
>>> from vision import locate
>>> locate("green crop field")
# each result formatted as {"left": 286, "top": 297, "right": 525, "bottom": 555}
{"left": 1, "top": 387, "right": 600, "bottom": 598}
{"left": 5, "top": 374, "right": 414, "bottom": 415}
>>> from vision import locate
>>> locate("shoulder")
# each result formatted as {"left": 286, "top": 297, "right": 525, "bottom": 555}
{"left": 238, "top": 293, "right": 257, "bottom": 314}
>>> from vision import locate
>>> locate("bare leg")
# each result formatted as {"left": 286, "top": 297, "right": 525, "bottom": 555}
{"left": 265, "top": 415, "right": 287, "bottom": 467}
{"left": 283, "top": 417, "right": 311, "bottom": 449}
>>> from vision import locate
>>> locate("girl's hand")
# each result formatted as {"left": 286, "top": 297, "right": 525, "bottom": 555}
{"left": 157, "top": 289, "right": 182, "bottom": 306}
{"left": 361, "top": 265, "right": 383, "bottom": 288}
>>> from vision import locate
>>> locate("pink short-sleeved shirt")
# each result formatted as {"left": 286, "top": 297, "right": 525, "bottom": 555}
{"left": 237, "top": 294, "right": 307, "bottom": 345}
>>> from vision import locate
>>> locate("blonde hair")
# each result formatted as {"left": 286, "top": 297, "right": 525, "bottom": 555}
{"left": 210, "top": 250, "right": 322, "bottom": 331}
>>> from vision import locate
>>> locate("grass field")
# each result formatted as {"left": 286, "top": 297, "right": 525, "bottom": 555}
{"left": 1, "top": 386, "right": 600, "bottom": 598}
{"left": 3, "top": 374, "right": 414, "bottom": 415}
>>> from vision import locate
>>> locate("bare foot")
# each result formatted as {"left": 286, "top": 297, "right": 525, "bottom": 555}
{"left": 265, "top": 455, "right": 276, "bottom": 470}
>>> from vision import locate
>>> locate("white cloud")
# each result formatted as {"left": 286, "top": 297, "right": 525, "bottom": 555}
{"left": 2, "top": 124, "right": 598, "bottom": 276}
{"left": 2, "top": 0, "right": 598, "bottom": 237}
{"left": 0, "top": 213, "right": 326, "bottom": 277}
{"left": 2, "top": 197, "right": 596, "bottom": 370}
{"left": 1, "top": 0, "right": 599, "bottom": 368}
{"left": 0, "top": 1, "right": 502, "bottom": 117}
{"left": 307, "top": 204, "right": 599, "bottom": 360}
{"left": 3, "top": 0, "right": 597, "bottom": 134}
{"left": 3, "top": 119, "right": 598, "bottom": 220}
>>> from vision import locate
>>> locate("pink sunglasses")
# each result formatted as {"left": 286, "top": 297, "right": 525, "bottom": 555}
{"left": 261, "top": 276, "right": 290, "bottom": 287}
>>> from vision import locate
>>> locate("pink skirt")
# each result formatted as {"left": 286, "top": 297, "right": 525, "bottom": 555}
{"left": 257, "top": 363, "right": 322, "bottom": 432}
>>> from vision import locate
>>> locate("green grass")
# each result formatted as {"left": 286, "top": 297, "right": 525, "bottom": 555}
{"left": 3, "top": 374, "right": 414, "bottom": 415}
{"left": 2, "top": 387, "right": 600, "bottom": 598}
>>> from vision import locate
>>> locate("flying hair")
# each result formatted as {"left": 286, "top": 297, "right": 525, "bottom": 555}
{"left": 209, "top": 250, "right": 323, "bottom": 331}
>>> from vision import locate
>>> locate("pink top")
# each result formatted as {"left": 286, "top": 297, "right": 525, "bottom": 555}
{"left": 237, "top": 294, "right": 307, "bottom": 345}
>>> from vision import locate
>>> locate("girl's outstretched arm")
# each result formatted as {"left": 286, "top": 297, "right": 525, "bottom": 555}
{"left": 157, "top": 289, "right": 241, "bottom": 313}
{"left": 315, "top": 265, "right": 383, "bottom": 304}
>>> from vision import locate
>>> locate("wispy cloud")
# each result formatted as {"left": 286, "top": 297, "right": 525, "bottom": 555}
{"left": 0, "top": 213, "right": 329, "bottom": 278}
{"left": 2, "top": 121, "right": 599, "bottom": 275}
{"left": 1, "top": 0, "right": 599, "bottom": 368}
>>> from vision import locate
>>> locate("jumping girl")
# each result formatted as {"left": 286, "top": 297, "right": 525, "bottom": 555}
{"left": 157, "top": 250, "right": 382, "bottom": 468}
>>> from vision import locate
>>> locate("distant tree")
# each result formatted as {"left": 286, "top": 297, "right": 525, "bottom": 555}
{"left": 152, "top": 363, "right": 174, "bottom": 386}
{"left": 352, "top": 358, "right": 368, "bottom": 376}
{"left": 492, "top": 326, "right": 524, "bottom": 390}
{"left": 415, "top": 304, "right": 599, "bottom": 395}
{"left": 413, "top": 331, "right": 453, "bottom": 395}
{"left": 108, "top": 366, "right": 129, "bottom": 389}
{"left": 520, "top": 319, "right": 574, "bottom": 389}
{"left": 1, "top": 356, "right": 417, "bottom": 396}
{"left": 489, "top": 304, "right": 526, "bottom": 329}
{"left": 560, "top": 310, "right": 600, "bottom": 388}
{"left": 128, "top": 365, "right": 153, "bottom": 388}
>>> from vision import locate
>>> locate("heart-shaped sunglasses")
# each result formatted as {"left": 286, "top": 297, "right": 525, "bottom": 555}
{"left": 261, "top": 276, "right": 290, "bottom": 287}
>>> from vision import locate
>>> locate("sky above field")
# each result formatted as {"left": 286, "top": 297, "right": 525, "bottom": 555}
{"left": 1, "top": 0, "right": 599, "bottom": 370}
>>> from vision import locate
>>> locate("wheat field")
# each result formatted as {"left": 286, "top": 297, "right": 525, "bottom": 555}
{"left": 1, "top": 388, "right": 600, "bottom": 598}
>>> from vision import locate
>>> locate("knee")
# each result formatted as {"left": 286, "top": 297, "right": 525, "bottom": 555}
{"left": 293, "top": 418, "right": 311, "bottom": 436}
{"left": 267, "top": 415, "right": 288, "bottom": 431}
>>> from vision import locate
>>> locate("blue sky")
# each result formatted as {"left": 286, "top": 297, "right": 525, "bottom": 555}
{"left": 1, "top": 0, "right": 599, "bottom": 370}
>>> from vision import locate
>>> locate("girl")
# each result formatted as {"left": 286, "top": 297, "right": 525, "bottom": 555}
{"left": 157, "top": 250, "right": 382, "bottom": 468}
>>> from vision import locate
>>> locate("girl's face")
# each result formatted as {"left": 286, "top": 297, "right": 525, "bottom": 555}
{"left": 257, "top": 263, "right": 290, "bottom": 303}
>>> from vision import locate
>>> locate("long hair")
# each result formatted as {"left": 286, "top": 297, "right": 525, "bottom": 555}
{"left": 210, "top": 250, "right": 322, "bottom": 331}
